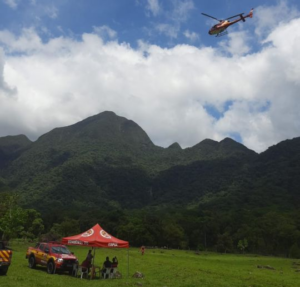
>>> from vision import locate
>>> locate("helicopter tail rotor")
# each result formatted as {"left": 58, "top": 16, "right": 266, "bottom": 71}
{"left": 249, "top": 8, "right": 254, "bottom": 18}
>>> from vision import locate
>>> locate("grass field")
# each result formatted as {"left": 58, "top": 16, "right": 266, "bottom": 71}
{"left": 1, "top": 242, "right": 299, "bottom": 287}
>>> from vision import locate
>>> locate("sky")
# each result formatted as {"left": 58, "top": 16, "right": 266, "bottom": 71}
{"left": 0, "top": 0, "right": 300, "bottom": 153}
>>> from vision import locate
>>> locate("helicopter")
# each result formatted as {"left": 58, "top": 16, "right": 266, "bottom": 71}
{"left": 202, "top": 8, "right": 254, "bottom": 37}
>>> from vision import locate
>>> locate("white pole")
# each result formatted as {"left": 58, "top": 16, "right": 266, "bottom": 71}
{"left": 91, "top": 247, "right": 96, "bottom": 280}
{"left": 127, "top": 248, "right": 129, "bottom": 278}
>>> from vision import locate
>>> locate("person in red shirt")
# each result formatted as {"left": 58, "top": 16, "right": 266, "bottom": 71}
{"left": 81, "top": 250, "right": 93, "bottom": 272}
{"left": 140, "top": 246, "right": 145, "bottom": 255}
{"left": 111, "top": 256, "right": 118, "bottom": 268}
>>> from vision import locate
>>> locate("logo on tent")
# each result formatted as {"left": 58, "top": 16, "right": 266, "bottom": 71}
{"left": 100, "top": 230, "right": 111, "bottom": 239}
{"left": 81, "top": 228, "right": 94, "bottom": 237}
{"left": 68, "top": 240, "right": 83, "bottom": 245}
{"left": 108, "top": 243, "right": 118, "bottom": 247}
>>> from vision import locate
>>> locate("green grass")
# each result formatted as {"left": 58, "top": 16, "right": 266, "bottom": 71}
{"left": 1, "top": 242, "right": 300, "bottom": 287}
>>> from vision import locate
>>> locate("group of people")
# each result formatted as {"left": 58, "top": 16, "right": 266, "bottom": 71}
{"left": 80, "top": 250, "right": 118, "bottom": 279}
{"left": 102, "top": 256, "right": 118, "bottom": 278}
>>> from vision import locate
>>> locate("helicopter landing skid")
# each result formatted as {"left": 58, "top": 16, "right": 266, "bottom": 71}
{"left": 216, "top": 30, "right": 228, "bottom": 37}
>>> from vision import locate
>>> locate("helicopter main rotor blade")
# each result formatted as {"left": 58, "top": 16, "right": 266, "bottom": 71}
{"left": 201, "top": 13, "right": 221, "bottom": 22}
{"left": 226, "top": 13, "right": 244, "bottom": 20}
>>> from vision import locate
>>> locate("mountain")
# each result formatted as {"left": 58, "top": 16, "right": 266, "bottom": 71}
{"left": 36, "top": 111, "right": 155, "bottom": 149}
{"left": 0, "top": 111, "right": 299, "bottom": 220}
{"left": 185, "top": 137, "right": 257, "bottom": 160}
{"left": 0, "top": 135, "right": 32, "bottom": 169}
{"left": 250, "top": 137, "right": 300, "bottom": 209}
{"left": 167, "top": 142, "right": 182, "bottom": 150}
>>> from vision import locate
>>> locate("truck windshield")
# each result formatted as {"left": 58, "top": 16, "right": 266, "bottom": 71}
{"left": 51, "top": 246, "right": 71, "bottom": 254}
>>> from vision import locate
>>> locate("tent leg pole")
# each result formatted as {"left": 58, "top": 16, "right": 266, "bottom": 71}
{"left": 127, "top": 248, "right": 129, "bottom": 278}
{"left": 91, "top": 247, "right": 96, "bottom": 280}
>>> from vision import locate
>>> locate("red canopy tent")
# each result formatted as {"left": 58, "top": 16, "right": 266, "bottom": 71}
{"left": 61, "top": 224, "right": 129, "bottom": 278}
{"left": 61, "top": 223, "right": 129, "bottom": 248}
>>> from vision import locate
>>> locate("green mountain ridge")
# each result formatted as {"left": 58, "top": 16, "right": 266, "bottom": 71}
{"left": 0, "top": 111, "right": 299, "bottom": 220}
{"left": 1, "top": 111, "right": 300, "bottom": 255}
{"left": 37, "top": 111, "right": 155, "bottom": 148}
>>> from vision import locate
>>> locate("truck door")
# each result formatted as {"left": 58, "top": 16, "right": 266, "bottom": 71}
{"left": 42, "top": 244, "right": 50, "bottom": 265}
{"left": 36, "top": 243, "right": 46, "bottom": 265}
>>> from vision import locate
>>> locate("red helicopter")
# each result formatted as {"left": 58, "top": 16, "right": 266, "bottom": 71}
{"left": 202, "top": 8, "right": 254, "bottom": 37}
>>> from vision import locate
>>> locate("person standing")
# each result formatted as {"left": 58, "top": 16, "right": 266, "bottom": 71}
{"left": 140, "top": 245, "right": 145, "bottom": 255}
{"left": 81, "top": 249, "right": 93, "bottom": 273}
{"left": 86, "top": 250, "right": 93, "bottom": 265}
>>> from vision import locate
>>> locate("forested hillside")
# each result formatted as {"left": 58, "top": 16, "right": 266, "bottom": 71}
{"left": 0, "top": 111, "right": 299, "bottom": 258}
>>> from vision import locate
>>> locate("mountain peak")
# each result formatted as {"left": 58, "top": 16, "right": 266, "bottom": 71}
{"left": 220, "top": 137, "right": 236, "bottom": 143}
{"left": 191, "top": 138, "right": 218, "bottom": 150}
{"left": 38, "top": 111, "right": 155, "bottom": 149}
{"left": 187, "top": 137, "right": 256, "bottom": 159}
{"left": 219, "top": 137, "right": 256, "bottom": 155}
{"left": 167, "top": 142, "right": 182, "bottom": 150}
{"left": 0, "top": 134, "right": 32, "bottom": 150}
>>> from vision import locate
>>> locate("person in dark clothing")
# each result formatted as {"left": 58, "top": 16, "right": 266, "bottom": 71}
{"left": 86, "top": 250, "right": 93, "bottom": 265}
{"left": 102, "top": 256, "right": 112, "bottom": 279}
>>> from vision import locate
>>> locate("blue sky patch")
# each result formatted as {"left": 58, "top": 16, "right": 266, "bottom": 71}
{"left": 228, "top": 132, "right": 242, "bottom": 143}
{"left": 204, "top": 100, "right": 234, "bottom": 120}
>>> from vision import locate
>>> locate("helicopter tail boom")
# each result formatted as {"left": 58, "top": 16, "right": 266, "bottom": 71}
{"left": 241, "top": 8, "right": 253, "bottom": 21}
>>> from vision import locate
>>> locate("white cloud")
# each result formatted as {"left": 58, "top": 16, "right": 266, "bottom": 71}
{"left": 146, "top": 0, "right": 161, "bottom": 16}
{"left": 254, "top": 0, "right": 300, "bottom": 39}
{"left": 0, "top": 16, "right": 300, "bottom": 152}
{"left": 155, "top": 23, "right": 178, "bottom": 38}
{"left": 93, "top": 26, "right": 117, "bottom": 40}
{"left": 149, "top": 0, "right": 195, "bottom": 39}
{"left": 0, "top": 48, "right": 17, "bottom": 96}
{"left": 219, "top": 31, "right": 251, "bottom": 56}
{"left": 183, "top": 30, "right": 199, "bottom": 42}
{"left": 44, "top": 5, "right": 58, "bottom": 19}
{"left": 3, "top": 0, "right": 19, "bottom": 9}
{"left": 0, "top": 28, "right": 43, "bottom": 53}
{"left": 170, "top": 0, "right": 194, "bottom": 22}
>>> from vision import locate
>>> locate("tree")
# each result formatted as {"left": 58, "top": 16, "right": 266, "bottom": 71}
{"left": 216, "top": 233, "right": 233, "bottom": 253}
{"left": 289, "top": 243, "right": 300, "bottom": 259}
{"left": 162, "top": 222, "right": 185, "bottom": 248}
{"left": 0, "top": 207, "right": 26, "bottom": 240}
{"left": 0, "top": 193, "right": 45, "bottom": 240}
{"left": 0, "top": 193, "right": 19, "bottom": 218}
{"left": 42, "top": 218, "right": 80, "bottom": 240}
{"left": 237, "top": 238, "right": 248, "bottom": 253}
{"left": 21, "top": 209, "right": 44, "bottom": 240}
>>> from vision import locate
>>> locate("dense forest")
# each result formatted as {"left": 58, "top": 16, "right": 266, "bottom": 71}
{"left": 0, "top": 111, "right": 300, "bottom": 258}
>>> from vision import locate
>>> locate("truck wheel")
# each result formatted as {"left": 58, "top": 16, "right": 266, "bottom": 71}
{"left": 28, "top": 255, "right": 36, "bottom": 269}
{"left": 0, "top": 266, "right": 8, "bottom": 275}
{"left": 47, "top": 260, "right": 55, "bottom": 274}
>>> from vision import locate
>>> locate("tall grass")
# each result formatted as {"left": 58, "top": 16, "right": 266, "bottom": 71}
{"left": 1, "top": 242, "right": 299, "bottom": 287}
